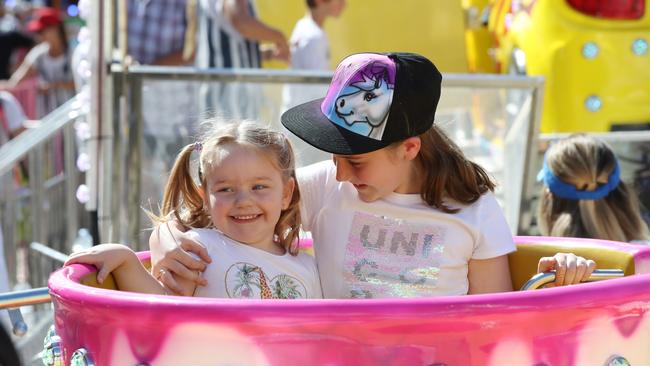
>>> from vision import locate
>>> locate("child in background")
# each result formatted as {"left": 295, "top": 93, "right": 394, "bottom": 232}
{"left": 289, "top": 0, "right": 346, "bottom": 71}
{"left": 0, "top": 7, "right": 74, "bottom": 115}
{"left": 282, "top": 0, "right": 346, "bottom": 115}
{"left": 152, "top": 53, "right": 595, "bottom": 296}
{"left": 537, "top": 134, "right": 650, "bottom": 244}
{"left": 66, "top": 122, "right": 322, "bottom": 299}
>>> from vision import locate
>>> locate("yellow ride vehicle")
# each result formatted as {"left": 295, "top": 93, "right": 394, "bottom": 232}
{"left": 488, "top": 0, "right": 650, "bottom": 132}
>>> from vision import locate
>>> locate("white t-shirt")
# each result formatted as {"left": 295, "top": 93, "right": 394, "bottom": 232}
{"left": 289, "top": 16, "right": 330, "bottom": 71}
{"left": 25, "top": 43, "right": 71, "bottom": 84}
{"left": 281, "top": 16, "right": 330, "bottom": 113}
{"left": 297, "top": 161, "right": 516, "bottom": 299}
{"left": 24, "top": 43, "right": 74, "bottom": 115}
{"left": 0, "top": 91, "right": 26, "bottom": 142}
{"left": 187, "top": 228, "right": 322, "bottom": 299}
{"left": 0, "top": 91, "right": 26, "bottom": 196}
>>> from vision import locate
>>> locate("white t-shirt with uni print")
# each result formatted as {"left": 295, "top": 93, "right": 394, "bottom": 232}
{"left": 297, "top": 160, "right": 516, "bottom": 299}
{"left": 187, "top": 228, "right": 322, "bottom": 299}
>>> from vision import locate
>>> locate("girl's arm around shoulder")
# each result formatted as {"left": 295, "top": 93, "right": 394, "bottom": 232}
{"left": 65, "top": 244, "right": 195, "bottom": 295}
{"left": 297, "top": 160, "right": 337, "bottom": 232}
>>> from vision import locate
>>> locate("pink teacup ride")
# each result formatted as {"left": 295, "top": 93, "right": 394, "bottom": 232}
{"left": 46, "top": 237, "right": 650, "bottom": 366}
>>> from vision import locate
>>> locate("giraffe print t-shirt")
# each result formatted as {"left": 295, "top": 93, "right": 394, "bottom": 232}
{"left": 188, "top": 229, "right": 322, "bottom": 299}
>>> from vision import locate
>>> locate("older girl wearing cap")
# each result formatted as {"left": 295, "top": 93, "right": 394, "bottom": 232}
{"left": 0, "top": 7, "right": 74, "bottom": 115}
{"left": 537, "top": 134, "right": 649, "bottom": 244}
{"left": 151, "top": 52, "right": 596, "bottom": 297}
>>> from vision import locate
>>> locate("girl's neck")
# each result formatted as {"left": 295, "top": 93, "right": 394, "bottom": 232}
{"left": 308, "top": 9, "right": 326, "bottom": 28}
{"left": 48, "top": 41, "right": 64, "bottom": 57}
{"left": 254, "top": 241, "right": 286, "bottom": 256}
{"left": 225, "top": 231, "right": 285, "bottom": 256}
{"left": 394, "top": 161, "right": 423, "bottom": 194}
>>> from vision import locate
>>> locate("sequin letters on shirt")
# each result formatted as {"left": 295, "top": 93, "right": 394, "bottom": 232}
{"left": 343, "top": 212, "right": 446, "bottom": 298}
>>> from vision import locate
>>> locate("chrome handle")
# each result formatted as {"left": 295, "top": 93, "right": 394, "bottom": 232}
{"left": 520, "top": 269, "right": 625, "bottom": 291}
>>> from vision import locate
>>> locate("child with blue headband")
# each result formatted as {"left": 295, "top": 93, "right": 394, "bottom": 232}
{"left": 537, "top": 134, "right": 649, "bottom": 243}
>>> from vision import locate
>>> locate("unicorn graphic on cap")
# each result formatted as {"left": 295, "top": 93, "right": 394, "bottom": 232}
{"left": 334, "top": 62, "right": 395, "bottom": 140}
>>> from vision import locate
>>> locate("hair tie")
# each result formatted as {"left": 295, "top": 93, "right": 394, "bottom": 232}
{"left": 537, "top": 154, "right": 621, "bottom": 200}
{"left": 193, "top": 142, "right": 202, "bottom": 151}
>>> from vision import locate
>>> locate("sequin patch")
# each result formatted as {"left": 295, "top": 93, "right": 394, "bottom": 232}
{"left": 343, "top": 212, "right": 446, "bottom": 298}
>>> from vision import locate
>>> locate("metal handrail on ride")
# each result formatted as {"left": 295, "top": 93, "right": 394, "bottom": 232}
{"left": 109, "top": 65, "right": 547, "bottom": 246}
{"left": 0, "top": 243, "right": 67, "bottom": 336}
{"left": 520, "top": 269, "right": 625, "bottom": 291}
{"left": 0, "top": 96, "right": 83, "bottom": 283}
{"left": 0, "top": 96, "right": 81, "bottom": 176}
{"left": 110, "top": 64, "right": 546, "bottom": 88}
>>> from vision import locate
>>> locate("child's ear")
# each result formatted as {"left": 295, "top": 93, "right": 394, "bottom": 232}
{"left": 282, "top": 178, "right": 295, "bottom": 210}
{"left": 401, "top": 136, "right": 421, "bottom": 161}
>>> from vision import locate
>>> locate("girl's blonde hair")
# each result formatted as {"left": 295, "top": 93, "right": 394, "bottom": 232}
{"left": 152, "top": 121, "right": 302, "bottom": 255}
{"left": 537, "top": 134, "right": 649, "bottom": 242}
{"left": 410, "top": 125, "right": 496, "bottom": 213}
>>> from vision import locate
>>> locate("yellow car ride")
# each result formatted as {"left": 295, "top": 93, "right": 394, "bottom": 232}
{"left": 488, "top": 0, "right": 650, "bottom": 133}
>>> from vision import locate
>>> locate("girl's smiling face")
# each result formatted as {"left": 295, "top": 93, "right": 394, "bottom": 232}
{"left": 203, "top": 143, "right": 294, "bottom": 254}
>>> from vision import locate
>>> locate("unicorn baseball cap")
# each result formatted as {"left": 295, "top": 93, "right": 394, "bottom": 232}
{"left": 281, "top": 52, "right": 442, "bottom": 155}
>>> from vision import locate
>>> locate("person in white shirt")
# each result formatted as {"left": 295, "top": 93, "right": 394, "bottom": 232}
{"left": 0, "top": 7, "right": 74, "bottom": 116}
{"left": 0, "top": 90, "right": 28, "bottom": 330}
{"left": 282, "top": 0, "right": 346, "bottom": 113}
{"left": 0, "top": 90, "right": 27, "bottom": 291}
{"left": 290, "top": 0, "right": 346, "bottom": 71}
{"left": 66, "top": 121, "right": 322, "bottom": 299}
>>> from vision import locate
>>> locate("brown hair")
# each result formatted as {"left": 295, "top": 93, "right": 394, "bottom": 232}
{"left": 411, "top": 125, "right": 496, "bottom": 213}
{"left": 537, "top": 134, "right": 649, "bottom": 242}
{"left": 151, "top": 121, "right": 302, "bottom": 255}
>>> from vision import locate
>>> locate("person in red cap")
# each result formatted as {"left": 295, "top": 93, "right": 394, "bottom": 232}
{"left": 0, "top": 7, "right": 74, "bottom": 116}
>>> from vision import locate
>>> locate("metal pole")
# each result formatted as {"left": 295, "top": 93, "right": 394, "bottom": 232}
{"left": 3, "top": 182, "right": 17, "bottom": 286}
{"left": 87, "top": 0, "right": 110, "bottom": 245}
{"left": 127, "top": 76, "right": 143, "bottom": 249}
{"left": 63, "top": 123, "right": 78, "bottom": 252}
{"left": 28, "top": 147, "right": 45, "bottom": 245}
{"left": 0, "top": 287, "right": 51, "bottom": 309}
{"left": 113, "top": 75, "right": 126, "bottom": 243}
{"left": 96, "top": 0, "right": 115, "bottom": 244}
{"left": 517, "top": 84, "right": 545, "bottom": 234}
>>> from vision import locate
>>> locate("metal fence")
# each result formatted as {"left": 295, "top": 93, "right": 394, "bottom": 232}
{"left": 107, "top": 66, "right": 544, "bottom": 246}
{"left": 0, "top": 97, "right": 87, "bottom": 290}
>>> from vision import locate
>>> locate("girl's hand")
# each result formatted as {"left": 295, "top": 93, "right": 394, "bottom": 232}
{"left": 537, "top": 253, "right": 596, "bottom": 287}
{"left": 150, "top": 221, "right": 211, "bottom": 295}
{"left": 65, "top": 244, "right": 137, "bottom": 284}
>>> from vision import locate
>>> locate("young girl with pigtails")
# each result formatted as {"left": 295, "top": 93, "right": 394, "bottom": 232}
{"left": 151, "top": 52, "right": 596, "bottom": 297}
{"left": 65, "top": 121, "right": 322, "bottom": 299}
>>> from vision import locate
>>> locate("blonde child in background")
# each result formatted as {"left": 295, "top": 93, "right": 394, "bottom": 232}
{"left": 66, "top": 122, "right": 321, "bottom": 299}
{"left": 152, "top": 52, "right": 595, "bottom": 296}
{"left": 537, "top": 134, "right": 650, "bottom": 244}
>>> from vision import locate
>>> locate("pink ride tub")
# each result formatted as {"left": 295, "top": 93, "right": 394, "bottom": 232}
{"left": 47, "top": 236, "right": 650, "bottom": 365}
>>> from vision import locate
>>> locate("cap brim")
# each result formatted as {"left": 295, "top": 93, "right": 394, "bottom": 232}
{"left": 281, "top": 98, "right": 391, "bottom": 155}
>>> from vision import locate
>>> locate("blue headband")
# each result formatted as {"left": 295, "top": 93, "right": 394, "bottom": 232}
{"left": 537, "top": 157, "right": 621, "bottom": 201}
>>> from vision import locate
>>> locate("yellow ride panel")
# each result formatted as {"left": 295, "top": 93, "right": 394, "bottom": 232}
{"left": 256, "top": 0, "right": 469, "bottom": 73}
